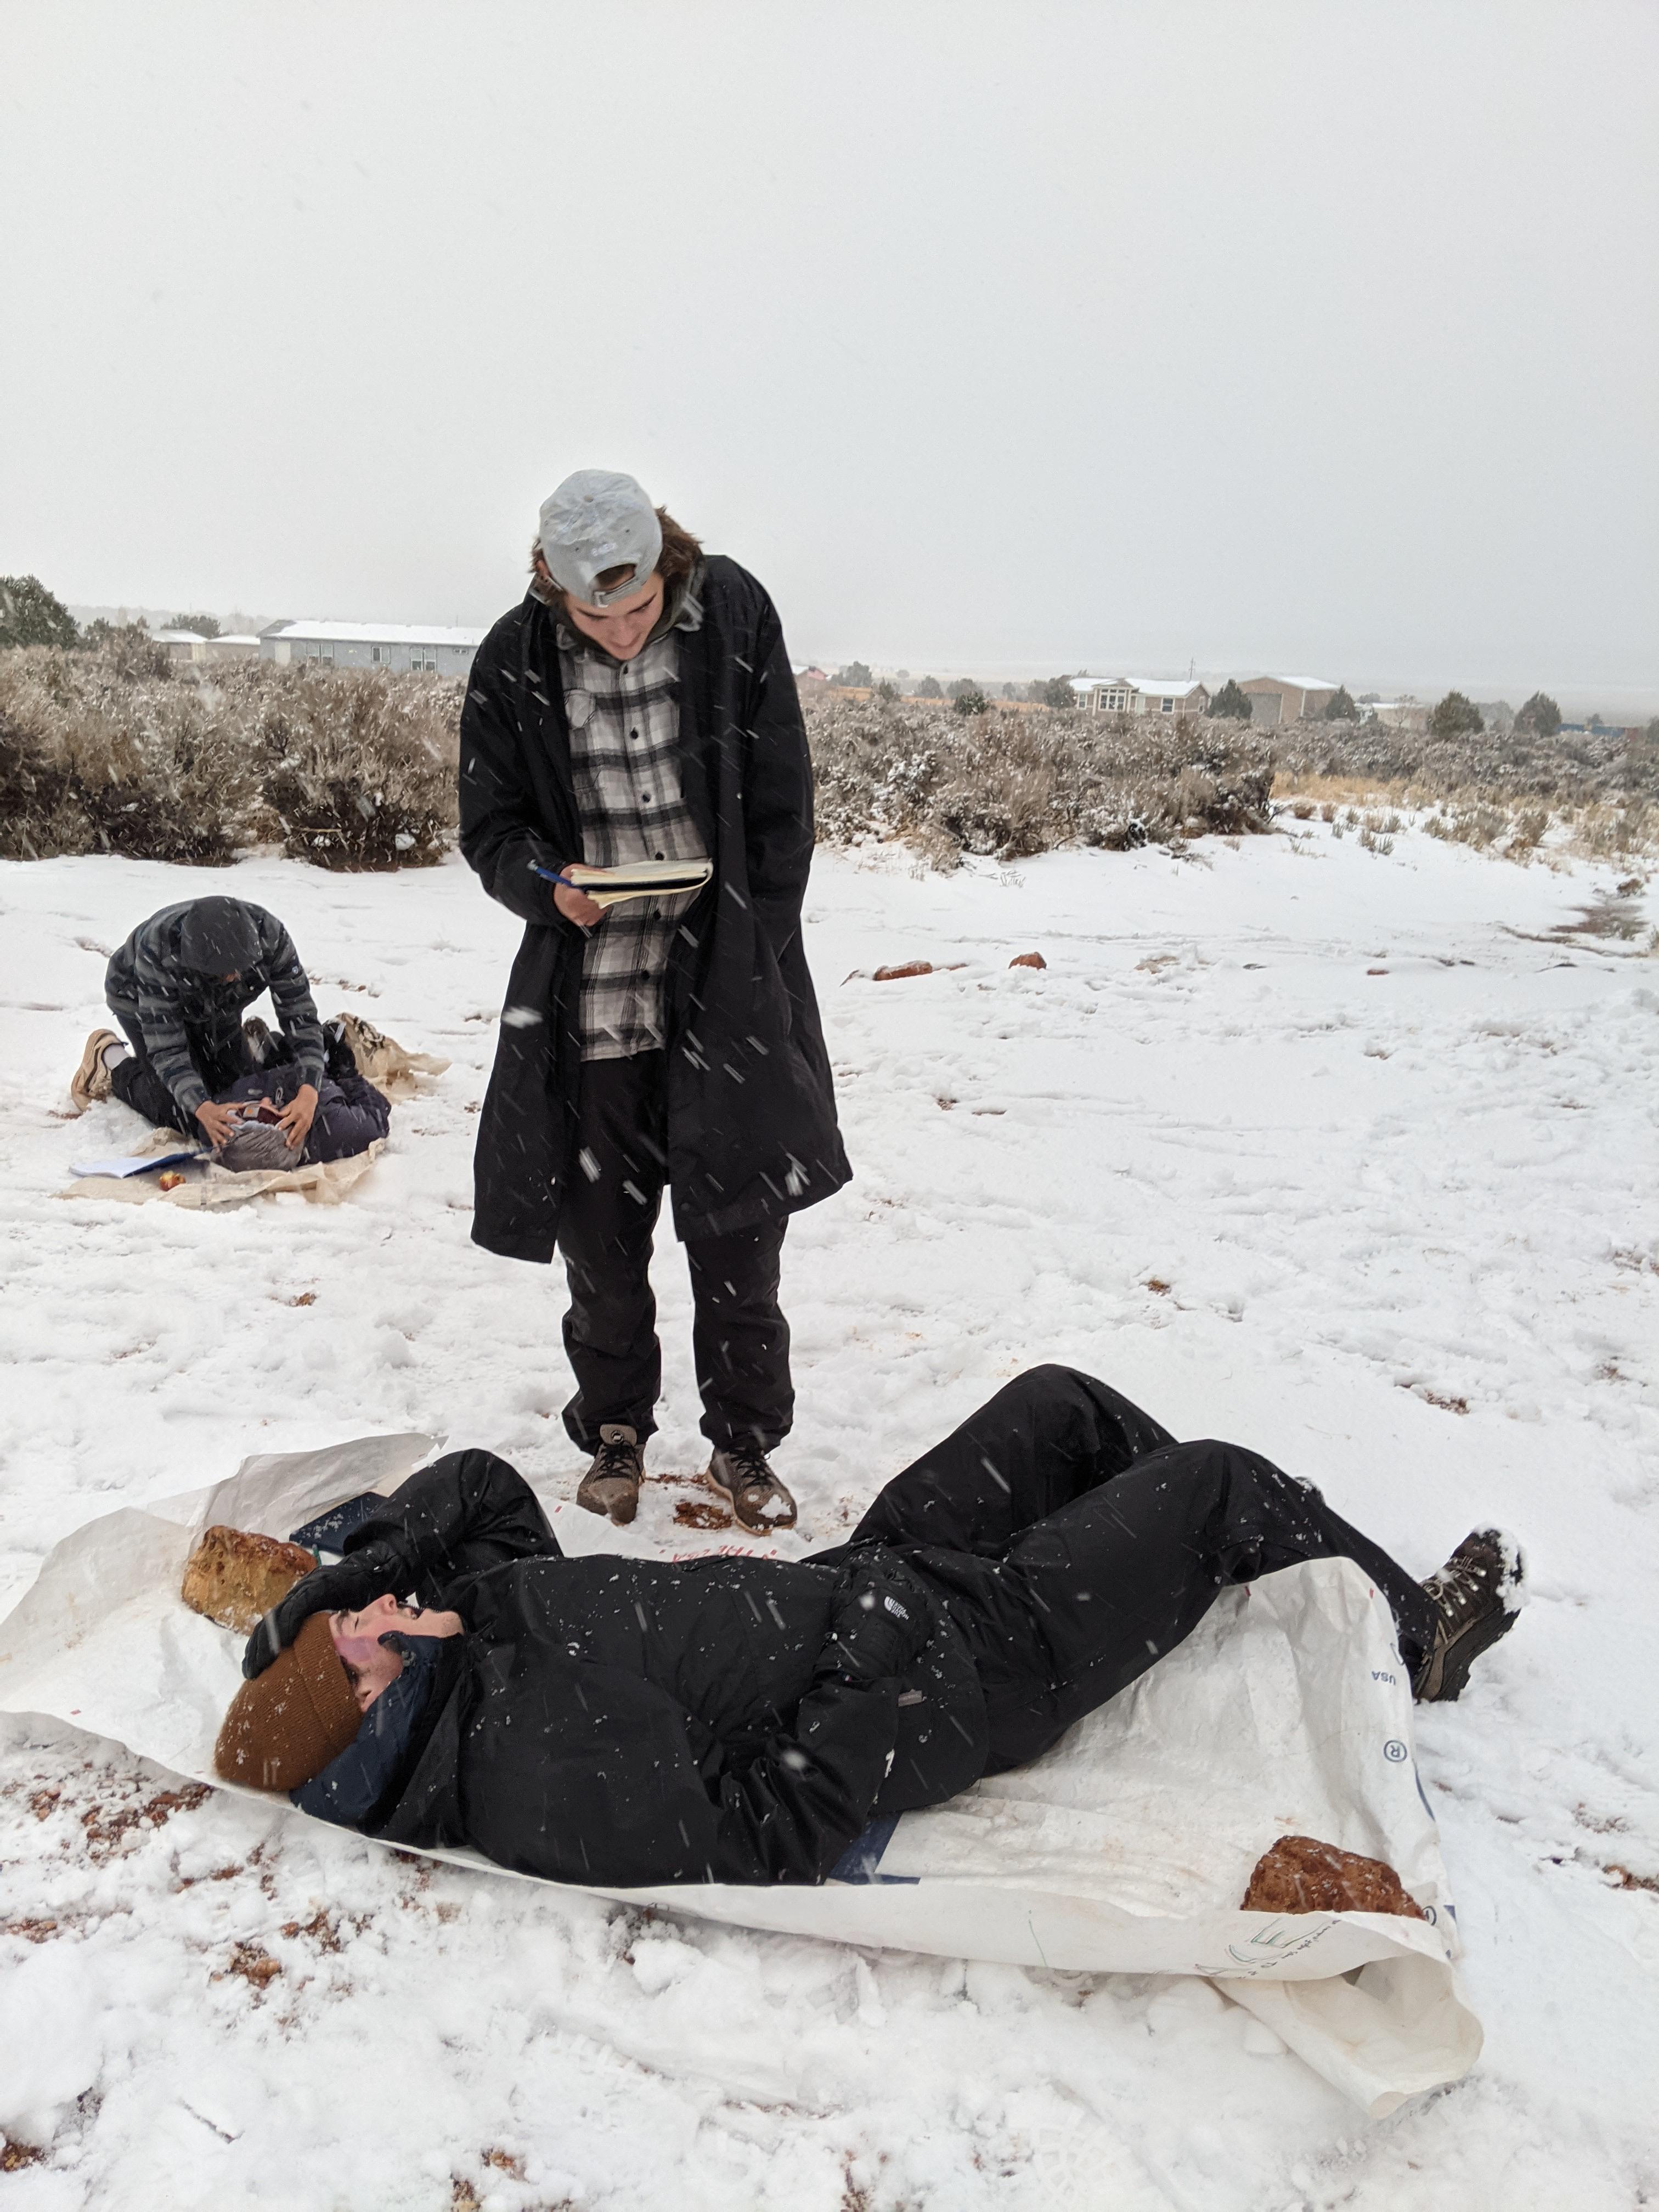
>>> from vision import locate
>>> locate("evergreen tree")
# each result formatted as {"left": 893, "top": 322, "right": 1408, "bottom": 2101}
{"left": 914, "top": 675, "right": 944, "bottom": 699}
{"left": 1323, "top": 685, "right": 1357, "bottom": 721}
{"left": 1210, "top": 678, "right": 1253, "bottom": 721}
{"left": 1515, "top": 691, "right": 1562, "bottom": 738}
{"left": 169, "top": 613, "right": 221, "bottom": 638}
{"left": 1430, "top": 690, "right": 1483, "bottom": 740}
{"left": 952, "top": 685, "right": 989, "bottom": 718}
{"left": 1035, "top": 675, "right": 1077, "bottom": 709}
{"left": 0, "top": 575, "right": 78, "bottom": 650}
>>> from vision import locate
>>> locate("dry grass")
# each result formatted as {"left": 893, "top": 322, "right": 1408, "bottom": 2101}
{"left": 806, "top": 697, "right": 1274, "bottom": 864}
{"left": 0, "top": 644, "right": 461, "bottom": 869}
{"left": 1273, "top": 719, "right": 1659, "bottom": 864}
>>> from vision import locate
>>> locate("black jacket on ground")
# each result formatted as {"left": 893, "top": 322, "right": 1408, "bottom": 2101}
{"left": 336, "top": 1452, "right": 986, "bottom": 1887}
{"left": 458, "top": 562, "right": 851, "bottom": 1259}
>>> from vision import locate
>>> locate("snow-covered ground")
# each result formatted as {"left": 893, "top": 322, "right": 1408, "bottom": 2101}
{"left": 1, "top": 825, "right": 1655, "bottom": 2210}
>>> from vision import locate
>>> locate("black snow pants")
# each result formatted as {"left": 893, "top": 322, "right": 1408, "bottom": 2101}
{"left": 556, "top": 1051, "right": 792, "bottom": 1455}
{"left": 839, "top": 1365, "right": 1438, "bottom": 1774}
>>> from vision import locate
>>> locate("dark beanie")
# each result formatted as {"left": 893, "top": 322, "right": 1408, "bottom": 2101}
{"left": 179, "top": 897, "right": 262, "bottom": 977}
{"left": 215, "top": 1613, "right": 362, "bottom": 1791}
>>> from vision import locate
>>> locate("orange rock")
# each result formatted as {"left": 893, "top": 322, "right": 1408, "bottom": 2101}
{"left": 180, "top": 1526, "right": 318, "bottom": 1635}
{"left": 1243, "top": 1835, "right": 1426, "bottom": 1918}
{"left": 873, "top": 961, "right": 933, "bottom": 981}
{"left": 1009, "top": 951, "right": 1047, "bottom": 970}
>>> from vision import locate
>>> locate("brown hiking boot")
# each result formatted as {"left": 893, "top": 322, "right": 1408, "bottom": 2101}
{"left": 69, "top": 1029, "right": 123, "bottom": 1113}
{"left": 707, "top": 1447, "right": 797, "bottom": 1533}
{"left": 1413, "top": 1528, "right": 1525, "bottom": 1701}
{"left": 577, "top": 1424, "right": 644, "bottom": 1525}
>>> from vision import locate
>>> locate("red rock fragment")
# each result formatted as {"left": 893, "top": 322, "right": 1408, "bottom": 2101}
{"left": 1009, "top": 951, "right": 1046, "bottom": 970}
{"left": 1243, "top": 1835, "right": 1426, "bottom": 1919}
{"left": 873, "top": 962, "right": 933, "bottom": 981}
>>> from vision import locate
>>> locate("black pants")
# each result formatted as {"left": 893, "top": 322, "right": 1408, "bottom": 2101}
{"left": 556, "top": 1052, "right": 792, "bottom": 1455}
{"left": 106, "top": 1002, "right": 253, "bottom": 1135}
{"left": 847, "top": 1365, "right": 1437, "bottom": 1772}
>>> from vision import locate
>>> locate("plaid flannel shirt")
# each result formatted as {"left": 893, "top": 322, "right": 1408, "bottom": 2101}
{"left": 556, "top": 574, "right": 710, "bottom": 1061}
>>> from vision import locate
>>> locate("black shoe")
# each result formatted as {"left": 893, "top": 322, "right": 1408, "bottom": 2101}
{"left": 706, "top": 1447, "right": 797, "bottom": 1532}
{"left": 323, "top": 1018, "right": 359, "bottom": 1080}
{"left": 1413, "top": 1528, "right": 1524, "bottom": 1702}
{"left": 577, "top": 1424, "right": 644, "bottom": 1525}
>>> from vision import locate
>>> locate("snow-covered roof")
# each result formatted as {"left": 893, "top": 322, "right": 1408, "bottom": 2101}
{"left": 264, "top": 620, "right": 486, "bottom": 648}
{"left": 1248, "top": 674, "right": 1338, "bottom": 692}
{"left": 153, "top": 629, "right": 210, "bottom": 644}
{"left": 1070, "top": 675, "right": 1209, "bottom": 697}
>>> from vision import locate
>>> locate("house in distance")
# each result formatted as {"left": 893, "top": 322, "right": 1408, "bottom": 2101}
{"left": 258, "top": 620, "right": 484, "bottom": 677}
{"left": 1069, "top": 676, "right": 1211, "bottom": 716}
{"left": 1239, "top": 675, "right": 1339, "bottom": 726}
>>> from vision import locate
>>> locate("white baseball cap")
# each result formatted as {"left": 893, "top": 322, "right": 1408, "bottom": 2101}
{"left": 536, "top": 470, "right": 663, "bottom": 607}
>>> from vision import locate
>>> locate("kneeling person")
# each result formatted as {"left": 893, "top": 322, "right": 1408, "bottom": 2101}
{"left": 217, "top": 1367, "right": 1525, "bottom": 1887}
{"left": 72, "top": 895, "right": 325, "bottom": 1154}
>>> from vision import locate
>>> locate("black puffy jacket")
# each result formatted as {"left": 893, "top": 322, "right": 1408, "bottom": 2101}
{"left": 337, "top": 1453, "right": 987, "bottom": 1888}
{"left": 458, "top": 561, "right": 851, "bottom": 1259}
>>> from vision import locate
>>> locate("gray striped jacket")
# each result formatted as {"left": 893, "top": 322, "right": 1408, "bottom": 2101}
{"left": 105, "top": 900, "right": 323, "bottom": 1115}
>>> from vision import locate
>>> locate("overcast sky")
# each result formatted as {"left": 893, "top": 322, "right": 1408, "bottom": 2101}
{"left": 2, "top": 2, "right": 1655, "bottom": 702}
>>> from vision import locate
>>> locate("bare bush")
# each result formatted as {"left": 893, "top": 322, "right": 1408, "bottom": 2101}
{"left": 0, "top": 646, "right": 461, "bottom": 868}
{"left": 806, "top": 697, "right": 1274, "bottom": 864}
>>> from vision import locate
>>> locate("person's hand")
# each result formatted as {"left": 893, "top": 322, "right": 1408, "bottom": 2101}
{"left": 276, "top": 1082, "right": 319, "bottom": 1153}
{"left": 552, "top": 864, "right": 606, "bottom": 929}
{"left": 194, "top": 1099, "right": 240, "bottom": 1147}
{"left": 240, "top": 1539, "right": 412, "bottom": 1678}
{"left": 828, "top": 1558, "right": 932, "bottom": 1682}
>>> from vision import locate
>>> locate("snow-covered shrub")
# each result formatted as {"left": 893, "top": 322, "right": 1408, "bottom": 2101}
{"left": 205, "top": 662, "right": 460, "bottom": 870}
{"left": 806, "top": 697, "right": 1274, "bottom": 865}
{"left": 0, "top": 646, "right": 461, "bottom": 868}
{"left": 0, "top": 646, "right": 258, "bottom": 862}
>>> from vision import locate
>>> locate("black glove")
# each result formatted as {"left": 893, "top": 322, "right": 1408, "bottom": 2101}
{"left": 827, "top": 1558, "right": 932, "bottom": 1683}
{"left": 240, "top": 1539, "right": 411, "bottom": 1679}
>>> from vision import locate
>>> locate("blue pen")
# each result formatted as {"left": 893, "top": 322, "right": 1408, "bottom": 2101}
{"left": 528, "top": 861, "right": 582, "bottom": 890}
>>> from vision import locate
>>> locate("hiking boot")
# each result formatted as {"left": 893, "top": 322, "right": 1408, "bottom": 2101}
{"left": 69, "top": 1029, "right": 123, "bottom": 1112}
{"left": 242, "top": 1014, "right": 277, "bottom": 1068}
{"left": 322, "top": 1017, "right": 359, "bottom": 1080}
{"left": 1413, "top": 1528, "right": 1525, "bottom": 1702}
{"left": 577, "top": 1424, "right": 644, "bottom": 1525}
{"left": 707, "top": 1447, "right": 797, "bottom": 1533}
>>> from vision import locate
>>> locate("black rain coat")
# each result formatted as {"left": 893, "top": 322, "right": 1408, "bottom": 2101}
{"left": 458, "top": 560, "right": 851, "bottom": 1260}
{"left": 341, "top": 1452, "right": 988, "bottom": 1888}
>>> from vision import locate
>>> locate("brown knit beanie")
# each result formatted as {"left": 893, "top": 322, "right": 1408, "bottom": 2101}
{"left": 214, "top": 1613, "right": 362, "bottom": 1790}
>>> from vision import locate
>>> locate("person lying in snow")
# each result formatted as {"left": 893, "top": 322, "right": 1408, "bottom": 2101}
{"left": 75, "top": 1012, "right": 391, "bottom": 1169}
{"left": 72, "top": 895, "right": 326, "bottom": 1153}
{"left": 216, "top": 1366, "right": 1524, "bottom": 1888}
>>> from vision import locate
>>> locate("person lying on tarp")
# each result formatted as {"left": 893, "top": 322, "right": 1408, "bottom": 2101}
{"left": 216, "top": 1366, "right": 1524, "bottom": 1887}
{"left": 204, "top": 1020, "right": 391, "bottom": 1171}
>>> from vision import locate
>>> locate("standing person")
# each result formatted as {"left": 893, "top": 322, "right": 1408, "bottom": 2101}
{"left": 70, "top": 895, "right": 325, "bottom": 1155}
{"left": 459, "top": 470, "right": 850, "bottom": 1532}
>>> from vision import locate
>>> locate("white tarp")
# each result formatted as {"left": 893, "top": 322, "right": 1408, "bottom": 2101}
{"left": 0, "top": 1437, "right": 1482, "bottom": 2117}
